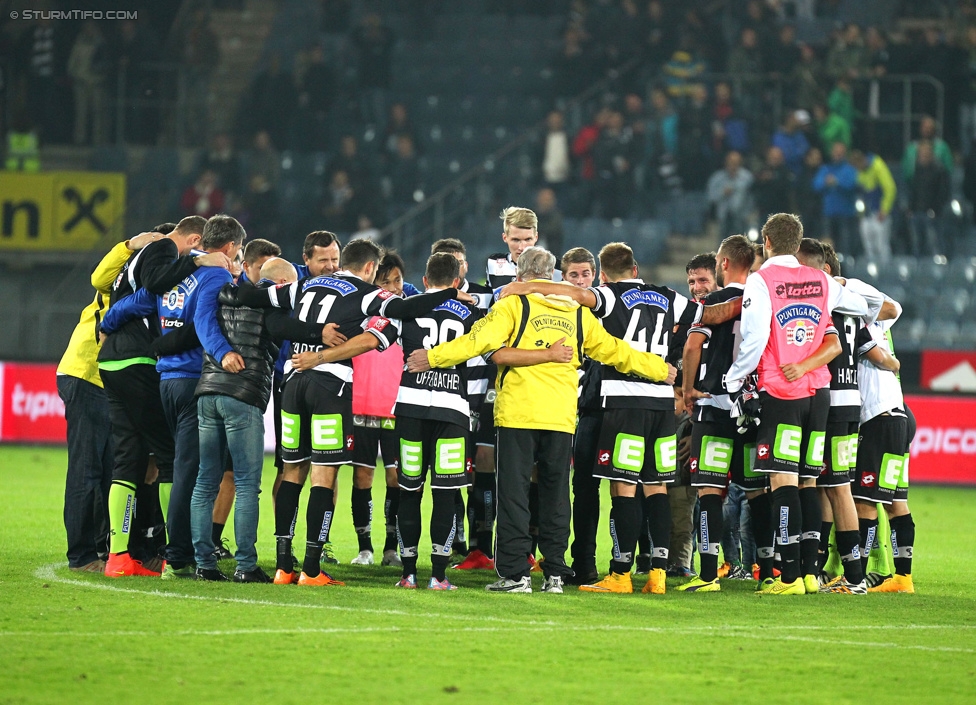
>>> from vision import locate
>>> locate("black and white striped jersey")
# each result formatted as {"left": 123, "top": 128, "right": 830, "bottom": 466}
{"left": 590, "top": 279, "right": 701, "bottom": 410}
{"left": 394, "top": 294, "right": 486, "bottom": 427}
{"left": 827, "top": 310, "right": 861, "bottom": 422}
{"left": 688, "top": 284, "right": 744, "bottom": 417}
{"left": 460, "top": 278, "right": 494, "bottom": 312}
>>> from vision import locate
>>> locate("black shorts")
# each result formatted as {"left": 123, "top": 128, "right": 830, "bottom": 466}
{"left": 397, "top": 416, "right": 472, "bottom": 492}
{"left": 351, "top": 415, "right": 399, "bottom": 468}
{"left": 593, "top": 408, "right": 677, "bottom": 485}
{"left": 754, "top": 389, "right": 830, "bottom": 479}
{"left": 280, "top": 372, "right": 352, "bottom": 466}
{"left": 474, "top": 395, "right": 496, "bottom": 447}
{"left": 818, "top": 419, "right": 859, "bottom": 488}
{"left": 689, "top": 410, "right": 764, "bottom": 491}
{"left": 852, "top": 412, "right": 910, "bottom": 505}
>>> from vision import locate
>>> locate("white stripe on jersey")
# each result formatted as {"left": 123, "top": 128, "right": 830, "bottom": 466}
{"left": 857, "top": 322, "right": 903, "bottom": 423}
{"left": 284, "top": 361, "right": 354, "bottom": 381}
{"left": 698, "top": 393, "right": 733, "bottom": 411}
{"left": 600, "top": 379, "right": 674, "bottom": 402}
{"left": 468, "top": 379, "right": 488, "bottom": 396}
{"left": 829, "top": 389, "right": 861, "bottom": 408}
{"left": 395, "top": 386, "right": 471, "bottom": 417}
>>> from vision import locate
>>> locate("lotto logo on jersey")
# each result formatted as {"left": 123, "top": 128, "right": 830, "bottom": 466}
{"left": 785, "top": 320, "right": 817, "bottom": 346}
{"left": 369, "top": 318, "right": 390, "bottom": 331}
{"left": 860, "top": 472, "right": 877, "bottom": 487}
{"left": 163, "top": 290, "right": 185, "bottom": 310}
{"left": 345, "top": 435, "right": 355, "bottom": 450}
{"left": 774, "top": 280, "right": 824, "bottom": 299}
{"left": 689, "top": 457, "right": 698, "bottom": 472}
{"left": 757, "top": 444, "right": 770, "bottom": 460}
{"left": 597, "top": 450, "right": 611, "bottom": 465}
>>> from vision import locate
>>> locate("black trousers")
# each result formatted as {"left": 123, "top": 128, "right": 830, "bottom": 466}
{"left": 100, "top": 364, "right": 175, "bottom": 485}
{"left": 570, "top": 411, "right": 602, "bottom": 573}
{"left": 160, "top": 377, "right": 201, "bottom": 567}
{"left": 58, "top": 376, "right": 113, "bottom": 567}
{"left": 495, "top": 427, "right": 573, "bottom": 580}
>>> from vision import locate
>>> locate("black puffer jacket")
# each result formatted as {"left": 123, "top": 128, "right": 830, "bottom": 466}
{"left": 196, "top": 283, "right": 277, "bottom": 410}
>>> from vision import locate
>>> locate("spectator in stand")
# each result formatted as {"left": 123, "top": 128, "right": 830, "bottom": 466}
{"left": 18, "top": 17, "right": 67, "bottom": 143}
{"left": 551, "top": 27, "right": 596, "bottom": 102}
{"left": 593, "top": 110, "right": 637, "bottom": 218}
{"left": 247, "top": 54, "right": 297, "bottom": 150}
{"left": 902, "top": 115, "right": 954, "bottom": 180}
{"left": 664, "top": 36, "right": 707, "bottom": 102}
{"left": 180, "top": 9, "right": 220, "bottom": 145}
{"left": 850, "top": 149, "right": 897, "bottom": 265}
{"left": 727, "top": 27, "right": 764, "bottom": 76}
{"left": 386, "top": 134, "right": 423, "bottom": 208}
{"left": 678, "top": 83, "right": 713, "bottom": 191}
{"left": 907, "top": 141, "right": 951, "bottom": 256}
{"left": 826, "top": 23, "right": 869, "bottom": 81}
{"left": 827, "top": 78, "right": 858, "bottom": 133}
{"left": 813, "top": 102, "right": 851, "bottom": 152}
{"left": 772, "top": 110, "right": 812, "bottom": 178}
{"left": 110, "top": 20, "right": 161, "bottom": 145}
{"left": 383, "top": 102, "right": 421, "bottom": 160}
{"left": 644, "top": 88, "right": 681, "bottom": 197}
{"left": 740, "top": 0, "right": 777, "bottom": 38}
{"left": 181, "top": 169, "right": 226, "bottom": 219}
{"left": 351, "top": 14, "right": 396, "bottom": 125}
{"left": 536, "top": 187, "right": 565, "bottom": 256}
{"left": 790, "top": 42, "right": 827, "bottom": 111}
{"left": 864, "top": 27, "right": 901, "bottom": 158}
{"left": 68, "top": 22, "right": 109, "bottom": 146}
{"left": 322, "top": 169, "right": 368, "bottom": 232}
{"left": 299, "top": 45, "right": 338, "bottom": 150}
{"left": 538, "top": 110, "right": 573, "bottom": 206}
{"left": 352, "top": 214, "right": 381, "bottom": 241}
{"left": 198, "top": 133, "right": 242, "bottom": 201}
{"left": 813, "top": 141, "right": 859, "bottom": 256}
{"left": 245, "top": 131, "right": 281, "bottom": 238}
{"left": 641, "top": 0, "right": 675, "bottom": 72}
{"left": 766, "top": 24, "right": 801, "bottom": 78}
{"left": 707, "top": 150, "right": 754, "bottom": 239}
{"left": 572, "top": 107, "right": 612, "bottom": 216}
{"left": 797, "top": 146, "right": 825, "bottom": 239}
{"left": 712, "top": 82, "right": 750, "bottom": 155}
{"left": 329, "top": 135, "right": 372, "bottom": 193}
{"left": 914, "top": 28, "right": 955, "bottom": 138}
{"left": 753, "top": 146, "right": 795, "bottom": 223}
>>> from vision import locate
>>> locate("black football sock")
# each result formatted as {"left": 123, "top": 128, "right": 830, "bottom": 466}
{"left": 644, "top": 493, "right": 671, "bottom": 570}
{"left": 274, "top": 480, "right": 302, "bottom": 572}
{"left": 383, "top": 485, "right": 400, "bottom": 553}
{"left": 818, "top": 521, "right": 833, "bottom": 572}
{"left": 889, "top": 513, "right": 915, "bottom": 576}
{"left": 351, "top": 487, "right": 374, "bottom": 553}
{"left": 637, "top": 499, "right": 652, "bottom": 556}
{"left": 608, "top": 495, "right": 640, "bottom": 574}
{"left": 211, "top": 522, "right": 225, "bottom": 545}
{"left": 466, "top": 487, "right": 478, "bottom": 551}
{"left": 430, "top": 491, "right": 457, "bottom": 581}
{"left": 397, "top": 489, "right": 422, "bottom": 577}
{"left": 697, "top": 494, "right": 724, "bottom": 582}
{"left": 475, "top": 473, "right": 495, "bottom": 558}
{"left": 771, "top": 486, "right": 801, "bottom": 583}
{"left": 528, "top": 480, "right": 539, "bottom": 555}
{"left": 749, "top": 492, "right": 775, "bottom": 580}
{"left": 836, "top": 529, "right": 864, "bottom": 584}
{"left": 453, "top": 489, "right": 467, "bottom": 554}
{"left": 799, "top": 487, "right": 822, "bottom": 577}
{"left": 858, "top": 516, "right": 879, "bottom": 576}
{"left": 302, "top": 486, "right": 334, "bottom": 577}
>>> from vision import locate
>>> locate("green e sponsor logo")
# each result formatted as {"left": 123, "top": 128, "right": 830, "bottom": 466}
{"left": 880, "top": 453, "right": 905, "bottom": 490}
{"left": 435, "top": 438, "right": 465, "bottom": 475}
{"left": 831, "top": 435, "right": 850, "bottom": 472}
{"left": 613, "top": 434, "right": 645, "bottom": 472}
{"left": 743, "top": 442, "right": 762, "bottom": 478}
{"left": 700, "top": 436, "right": 733, "bottom": 473}
{"left": 400, "top": 440, "right": 423, "bottom": 477}
{"left": 806, "top": 431, "right": 825, "bottom": 467}
{"left": 311, "top": 414, "right": 343, "bottom": 451}
{"left": 774, "top": 424, "right": 802, "bottom": 462}
{"left": 280, "top": 411, "right": 300, "bottom": 449}
{"left": 655, "top": 435, "right": 677, "bottom": 473}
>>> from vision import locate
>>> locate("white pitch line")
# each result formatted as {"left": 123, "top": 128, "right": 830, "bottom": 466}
{"left": 33, "top": 563, "right": 554, "bottom": 627}
{"left": 3, "top": 624, "right": 974, "bottom": 654}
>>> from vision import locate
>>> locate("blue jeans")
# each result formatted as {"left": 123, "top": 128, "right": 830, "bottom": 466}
{"left": 721, "top": 483, "right": 756, "bottom": 566}
{"left": 191, "top": 395, "right": 265, "bottom": 571}
{"left": 160, "top": 378, "right": 201, "bottom": 567}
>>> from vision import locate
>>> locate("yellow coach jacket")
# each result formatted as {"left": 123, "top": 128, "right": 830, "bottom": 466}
{"left": 427, "top": 282, "right": 670, "bottom": 434}
{"left": 56, "top": 241, "right": 134, "bottom": 387}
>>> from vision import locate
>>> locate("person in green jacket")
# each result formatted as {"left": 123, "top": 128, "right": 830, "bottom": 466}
{"left": 901, "top": 115, "right": 953, "bottom": 180}
{"left": 850, "top": 150, "right": 897, "bottom": 264}
{"left": 814, "top": 103, "right": 851, "bottom": 152}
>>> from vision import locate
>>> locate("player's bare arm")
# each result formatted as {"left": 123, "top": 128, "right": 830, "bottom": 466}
{"left": 780, "top": 332, "right": 842, "bottom": 382}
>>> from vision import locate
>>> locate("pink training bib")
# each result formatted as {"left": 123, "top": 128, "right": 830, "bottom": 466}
{"left": 352, "top": 320, "right": 402, "bottom": 417}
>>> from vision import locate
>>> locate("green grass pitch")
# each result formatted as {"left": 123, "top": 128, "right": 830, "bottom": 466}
{"left": 1, "top": 445, "right": 975, "bottom": 704}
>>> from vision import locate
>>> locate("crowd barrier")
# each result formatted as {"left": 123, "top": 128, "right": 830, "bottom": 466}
{"left": 2, "top": 361, "right": 974, "bottom": 485}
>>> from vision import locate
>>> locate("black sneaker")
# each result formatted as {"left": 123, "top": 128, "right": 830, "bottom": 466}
{"left": 563, "top": 566, "right": 599, "bottom": 586}
{"left": 635, "top": 554, "right": 652, "bottom": 575}
{"left": 213, "top": 538, "right": 233, "bottom": 561}
{"left": 233, "top": 566, "right": 272, "bottom": 583}
{"left": 194, "top": 567, "right": 229, "bottom": 581}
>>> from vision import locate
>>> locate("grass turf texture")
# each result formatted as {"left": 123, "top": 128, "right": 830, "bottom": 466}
{"left": 1, "top": 446, "right": 975, "bottom": 704}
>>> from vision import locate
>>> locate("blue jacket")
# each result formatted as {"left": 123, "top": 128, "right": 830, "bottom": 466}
{"left": 812, "top": 161, "right": 858, "bottom": 217}
{"left": 102, "top": 266, "right": 234, "bottom": 380}
{"left": 771, "top": 130, "right": 810, "bottom": 177}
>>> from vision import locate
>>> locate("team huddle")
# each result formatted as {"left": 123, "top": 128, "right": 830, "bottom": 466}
{"left": 62, "top": 206, "right": 916, "bottom": 595}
